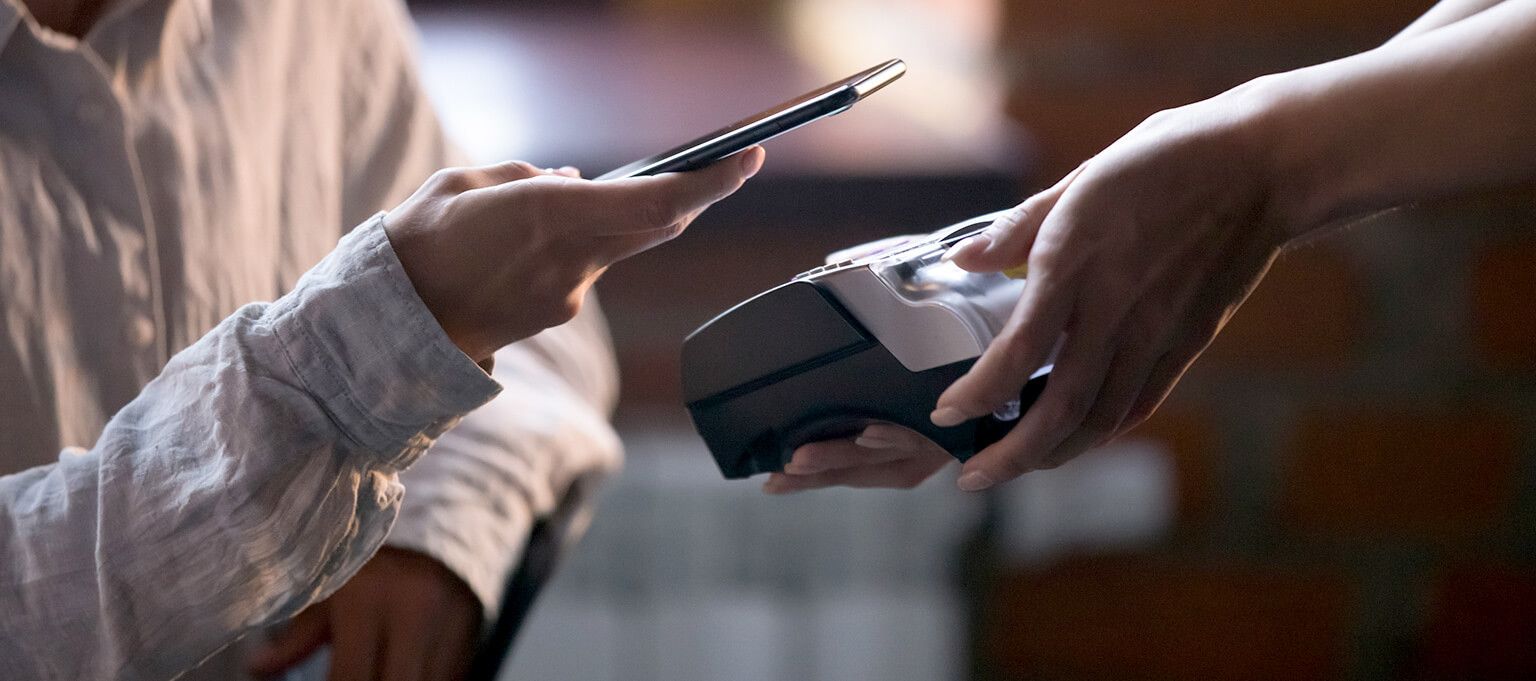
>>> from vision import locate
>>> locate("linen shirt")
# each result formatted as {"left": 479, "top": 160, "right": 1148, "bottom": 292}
{"left": 1, "top": 216, "right": 504, "bottom": 680}
{"left": 0, "top": 0, "right": 622, "bottom": 676}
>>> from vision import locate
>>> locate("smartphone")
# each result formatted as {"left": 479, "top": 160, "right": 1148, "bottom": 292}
{"left": 595, "top": 58, "right": 906, "bottom": 181}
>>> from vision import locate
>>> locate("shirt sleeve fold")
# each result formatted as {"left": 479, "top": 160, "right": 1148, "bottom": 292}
{"left": 388, "top": 306, "right": 623, "bottom": 617}
{"left": 0, "top": 215, "right": 500, "bottom": 681}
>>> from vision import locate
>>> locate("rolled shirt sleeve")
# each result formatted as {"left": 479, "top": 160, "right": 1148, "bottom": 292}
{"left": 388, "top": 304, "right": 623, "bottom": 616}
{"left": 0, "top": 215, "right": 500, "bottom": 681}
{"left": 331, "top": 0, "right": 625, "bottom": 619}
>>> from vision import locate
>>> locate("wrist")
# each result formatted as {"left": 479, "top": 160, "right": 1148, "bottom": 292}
{"left": 1227, "top": 71, "right": 1349, "bottom": 245}
{"left": 381, "top": 212, "right": 496, "bottom": 363}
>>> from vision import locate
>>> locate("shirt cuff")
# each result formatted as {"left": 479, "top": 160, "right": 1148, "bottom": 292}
{"left": 268, "top": 213, "right": 502, "bottom": 466}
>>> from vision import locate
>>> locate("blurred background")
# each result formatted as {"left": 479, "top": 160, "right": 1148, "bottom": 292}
{"left": 402, "top": 0, "right": 1536, "bottom": 679}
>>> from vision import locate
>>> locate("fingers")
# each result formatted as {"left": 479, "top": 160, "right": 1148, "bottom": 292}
{"left": 1046, "top": 330, "right": 1165, "bottom": 462}
{"left": 946, "top": 162, "right": 1088, "bottom": 273}
{"left": 1111, "top": 317, "right": 1224, "bottom": 440}
{"left": 783, "top": 424, "right": 946, "bottom": 475}
{"left": 784, "top": 439, "right": 911, "bottom": 476}
{"left": 1111, "top": 348, "right": 1192, "bottom": 441}
{"left": 767, "top": 424, "right": 951, "bottom": 493}
{"left": 1110, "top": 247, "right": 1272, "bottom": 439}
{"left": 246, "top": 607, "right": 332, "bottom": 678}
{"left": 934, "top": 174, "right": 1116, "bottom": 427}
{"left": 765, "top": 455, "right": 949, "bottom": 493}
{"left": 932, "top": 265, "right": 1073, "bottom": 426}
{"left": 953, "top": 310, "right": 1121, "bottom": 491}
{"left": 568, "top": 146, "right": 765, "bottom": 236}
{"left": 859, "top": 422, "right": 943, "bottom": 452}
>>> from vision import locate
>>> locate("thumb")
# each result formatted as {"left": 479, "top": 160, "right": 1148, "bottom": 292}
{"left": 575, "top": 146, "right": 766, "bottom": 236}
{"left": 246, "top": 606, "right": 331, "bottom": 677}
{"left": 947, "top": 161, "right": 1088, "bottom": 272}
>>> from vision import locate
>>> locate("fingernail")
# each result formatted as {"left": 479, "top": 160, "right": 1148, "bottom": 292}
{"left": 942, "top": 235, "right": 992, "bottom": 263}
{"left": 957, "top": 470, "right": 996, "bottom": 492}
{"left": 854, "top": 435, "right": 897, "bottom": 449}
{"left": 931, "top": 407, "right": 968, "bottom": 428}
{"left": 740, "top": 147, "right": 765, "bottom": 178}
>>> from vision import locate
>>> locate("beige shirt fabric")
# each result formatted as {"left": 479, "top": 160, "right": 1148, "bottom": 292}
{"left": 1, "top": 214, "right": 507, "bottom": 680}
{"left": 0, "top": 0, "right": 621, "bottom": 674}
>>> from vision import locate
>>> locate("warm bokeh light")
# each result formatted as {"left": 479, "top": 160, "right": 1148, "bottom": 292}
{"left": 786, "top": 0, "right": 1005, "bottom": 154}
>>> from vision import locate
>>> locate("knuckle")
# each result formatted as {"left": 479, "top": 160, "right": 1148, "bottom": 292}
{"left": 1026, "top": 233, "right": 1066, "bottom": 265}
{"left": 427, "top": 167, "right": 474, "bottom": 194}
{"left": 634, "top": 195, "right": 679, "bottom": 229}
{"left": 507, "top": 160, "right": 543, "bottom": 178}
{"left": 988, "top": 331, "right": 1041, "bottom": 379}
{"left": 656, "top": 218, "right": 688, "bottom": 243}
{"left": 994, "top": 328, "right": 1032, "bottom": 363}
{"left": 993, "top": 207, "right": 1028, "bottom": 233}
{"left": 526, "top": 266, "right": 587, "bottom": 329}
{"left": 1136, "top": 108, "right": 1178, "bottom": 132}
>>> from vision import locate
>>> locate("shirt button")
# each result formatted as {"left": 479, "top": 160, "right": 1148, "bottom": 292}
{"left": 128, "top": 315, "right": 157, "bottom": 349}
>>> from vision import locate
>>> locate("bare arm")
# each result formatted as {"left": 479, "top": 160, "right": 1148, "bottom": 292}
{"left": 1388, "top": 0, "right": 1509, "bottom": 43}
{"left": 1269, "top": 0, "right": 1536, "bottom": 233}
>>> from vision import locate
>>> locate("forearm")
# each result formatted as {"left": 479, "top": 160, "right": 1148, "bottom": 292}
{"left": 0, "top": 218, "right": 499, "bottom": 679}
{"left": 1388, "top": 0, "right": 1509, "bottom": 44}
{"left": 1257, "top": 0, "right": 1536, "bottom": 237}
